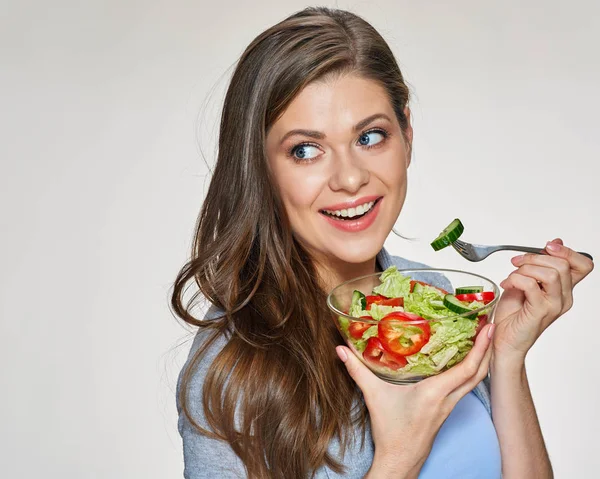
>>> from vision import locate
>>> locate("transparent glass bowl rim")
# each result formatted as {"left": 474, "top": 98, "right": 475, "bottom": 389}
{"left": 326, "top": 268, "right": 501, "bottom": 325}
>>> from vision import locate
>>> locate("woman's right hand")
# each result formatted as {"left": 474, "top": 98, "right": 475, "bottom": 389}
{"left": 336, "top": 323, "right": 495, "bottom": 479}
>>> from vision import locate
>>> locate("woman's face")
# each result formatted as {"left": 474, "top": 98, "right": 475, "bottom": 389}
{"left": 265, "top": 73, "right": 412, "bottom": 271}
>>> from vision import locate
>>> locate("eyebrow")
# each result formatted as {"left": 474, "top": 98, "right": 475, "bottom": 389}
{"left": 279, "top": 113, "right": 392, "bottom": 145}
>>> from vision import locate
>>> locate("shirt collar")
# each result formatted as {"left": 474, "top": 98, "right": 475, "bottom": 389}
{"left": 376, "top": 246, "right": 394, "bottom": 270}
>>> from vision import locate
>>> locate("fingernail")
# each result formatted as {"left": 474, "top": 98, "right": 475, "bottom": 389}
{"left": 487, "top": 324, "right": 496, "bottom": 339}
{"left": 336, "top": 346, "right": 348, "bottom": 362}
{"left": 511, "top": 255, "right": 524, "bottom": 265}
{"left": 546, "top": 242, "right": 561, "bottom": 252}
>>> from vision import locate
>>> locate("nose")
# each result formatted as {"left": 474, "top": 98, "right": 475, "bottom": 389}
{"left": 328, "top": 150, "right": 370, "bottom": 194}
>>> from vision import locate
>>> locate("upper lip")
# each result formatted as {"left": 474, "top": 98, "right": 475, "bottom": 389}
{"left": 320, "top": 195, "right": 382, "bottom": 212}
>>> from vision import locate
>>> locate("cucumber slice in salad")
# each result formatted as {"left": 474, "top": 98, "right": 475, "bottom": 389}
{"left": 352, "top": 290, "right": 367, "bottom": 310}
{"left": 455, "top": 286, "right": 483, "bottom": 294}
{"left": 443, "top": 294, "right": 477, "bottom": 318}
{"left": 430, "top": 219, "right": 464, "bottom": 251}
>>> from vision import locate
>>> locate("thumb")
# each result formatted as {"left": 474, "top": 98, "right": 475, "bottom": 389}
{"left": 336, "top": 346, "right": 380, "bottom": 394}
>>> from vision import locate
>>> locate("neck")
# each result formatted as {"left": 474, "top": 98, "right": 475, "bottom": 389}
{"left": 315, "top": 253, "right": 381, "bottom": 294}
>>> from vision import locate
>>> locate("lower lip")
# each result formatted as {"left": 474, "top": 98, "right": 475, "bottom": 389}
{"left": 320, "top": 198, "right": 383, "bottom": 233}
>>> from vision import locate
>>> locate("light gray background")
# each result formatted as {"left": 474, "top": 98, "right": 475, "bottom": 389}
{"left": 1, "top": 1, "right": 598, "bottom": 478}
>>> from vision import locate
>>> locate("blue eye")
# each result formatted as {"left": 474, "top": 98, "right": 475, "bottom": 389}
{"left": 290, "top": 144, "right": 320, "bottom": 161}
{"left": 358, "top": 129, "right": 387, "bottom": 147}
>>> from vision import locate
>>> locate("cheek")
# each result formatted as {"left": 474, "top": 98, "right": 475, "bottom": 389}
{"left": 373, "top": 150, "right": 408, "bottom": 185}
{"left": 278, "top": 167, "right": 328, "bottom": 213}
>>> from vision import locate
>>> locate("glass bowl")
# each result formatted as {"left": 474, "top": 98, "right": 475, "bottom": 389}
{"left": 327, "top": 268, "right": 500, "bottom": 384}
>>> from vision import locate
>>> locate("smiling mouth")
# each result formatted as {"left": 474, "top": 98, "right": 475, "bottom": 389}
{"left": 319, "top": 197, "right": 382, "bottom": 221}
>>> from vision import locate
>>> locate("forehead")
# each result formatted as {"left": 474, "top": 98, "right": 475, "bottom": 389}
{"left": 269, "top": 74, "right": 394, "bottom": 136}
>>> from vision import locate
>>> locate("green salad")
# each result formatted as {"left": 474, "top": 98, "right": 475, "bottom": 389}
{"left": 338, "top": 266, "right": 495, "bottom": 377}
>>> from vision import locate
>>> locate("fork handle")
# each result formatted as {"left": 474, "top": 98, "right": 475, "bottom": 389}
{"left": 500, "top": 245, "right": 593, "bottom": 261}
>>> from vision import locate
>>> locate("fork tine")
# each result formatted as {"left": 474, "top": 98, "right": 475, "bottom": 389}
{"left": 452, "top": 241, "right": 467, "bottom": 253}
{"left": 452, "top": 244, "right": 468, "bottom": 257}
{"left": 452, "top": 244, "right": 478, "bottom": 262}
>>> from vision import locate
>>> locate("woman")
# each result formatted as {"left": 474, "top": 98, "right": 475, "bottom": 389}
{"left": 171, "top": 7, "right": 593, "bottom": 478}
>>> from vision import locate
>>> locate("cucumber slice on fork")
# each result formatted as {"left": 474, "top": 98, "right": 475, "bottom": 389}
{"left": 431, "top": 219, "right": 464, "bottom": 251}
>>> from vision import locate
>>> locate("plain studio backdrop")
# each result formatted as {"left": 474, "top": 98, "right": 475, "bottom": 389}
{"left": 1, "top": 0, "right": 599, "bottom": 477}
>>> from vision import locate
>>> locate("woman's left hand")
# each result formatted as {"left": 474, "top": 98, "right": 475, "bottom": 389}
{"left": 492, "top": 238, "right": 594, "bottom": 361}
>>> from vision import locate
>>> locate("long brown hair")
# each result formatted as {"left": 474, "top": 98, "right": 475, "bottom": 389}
{"left": 171, "top": 6, "right": 411, "bottom": 478}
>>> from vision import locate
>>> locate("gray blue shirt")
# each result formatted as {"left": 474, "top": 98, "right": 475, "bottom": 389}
{"left": 177, "top": 248, "right": 502, "bottom": 477}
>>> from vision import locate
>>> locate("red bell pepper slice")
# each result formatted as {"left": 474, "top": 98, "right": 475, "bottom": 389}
{"left": 378, "top": 311, "right": 431, "bottom": 357}
{"left": 365, "top": 295, "right": 404, "bottom": 310}
{"left": 363, "top": 337, "right": 407, "bottom": 370}
{"left": 348, "top": 316, "right": 375, "bottom": 339}
{"left": 455, "top": 292, "right": 495, "bottom": 304}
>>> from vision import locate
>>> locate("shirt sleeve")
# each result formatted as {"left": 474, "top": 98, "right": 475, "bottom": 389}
{"left": 176, "top": 321, "right": 247, "bottom": 478}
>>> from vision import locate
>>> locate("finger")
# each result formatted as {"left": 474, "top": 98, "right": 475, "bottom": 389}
{"left": 544, "top": 240, "right": 594, "bottom": 285}
{"left": 448, "top": 335, "right": 493, "bottom": 403}
{"left": 511, "top": 255, "right": 572, "bottom": 313}
{"left": 336, "top": 346, "right": 383, "bottom": 398}
{"left": 499, "top": 271, "right": 548, "bottom": 312}
{"left": 508, "top": 263, "right": 563, "bottom": 304}
{"left": 550, "top": 238, "right": 564, "bottom": 245}
{"left": 423, "top": 323, "right": 494, "bottom": 393}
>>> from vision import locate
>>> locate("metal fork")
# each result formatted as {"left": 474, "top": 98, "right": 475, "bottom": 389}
{"left": 452, "top": 238, "right": 593, "bottom": 262}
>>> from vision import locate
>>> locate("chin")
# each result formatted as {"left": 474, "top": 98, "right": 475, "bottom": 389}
{"left": 324, "top": 235, "right": 386, "bottom": 265}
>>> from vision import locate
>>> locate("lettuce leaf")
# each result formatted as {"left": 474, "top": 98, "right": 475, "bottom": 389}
{"left": 367, "top": 304, "right": 404, "bottom": 321}
{"left": 337, "top": 315, "right": 350, "bottom": 337}
{"left": 431, "top": 345, "right": 459, "bottom": 369}
{"left": 446, "top": 340, "right": 474, "bottom": 367}
{"left": 404, "top": 292, "right": 456, "bottom": 320}
{"left": 401, "top": 353, "right": 437, "bottom": 375}
{"left": 372, "top": 266, "right": 412, "bottom": 298}
{"left": 421, "top": 317, "right": 478, "bottom": 356}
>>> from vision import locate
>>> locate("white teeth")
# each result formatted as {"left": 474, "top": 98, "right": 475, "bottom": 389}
{"left": 323, "top": 200, "right": 377, "bottom": 219}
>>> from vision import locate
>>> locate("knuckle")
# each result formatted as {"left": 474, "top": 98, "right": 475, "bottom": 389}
{"left": 518, "top": 264, "right": 531, "bottom": 274}
{"left": 522, "top": 254, "right": 535, "bottom": 263}
{"left": 524, "top": 277, "right": 539, "bottom": 292}
{"left": 548, "top": 269, "right": 561, "bottom": 283}
{"left": 557, "top": 259, "right": 571, "bottom": 276}
{"left": 461, "top": 360, "right": 479, "bottom": 380}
